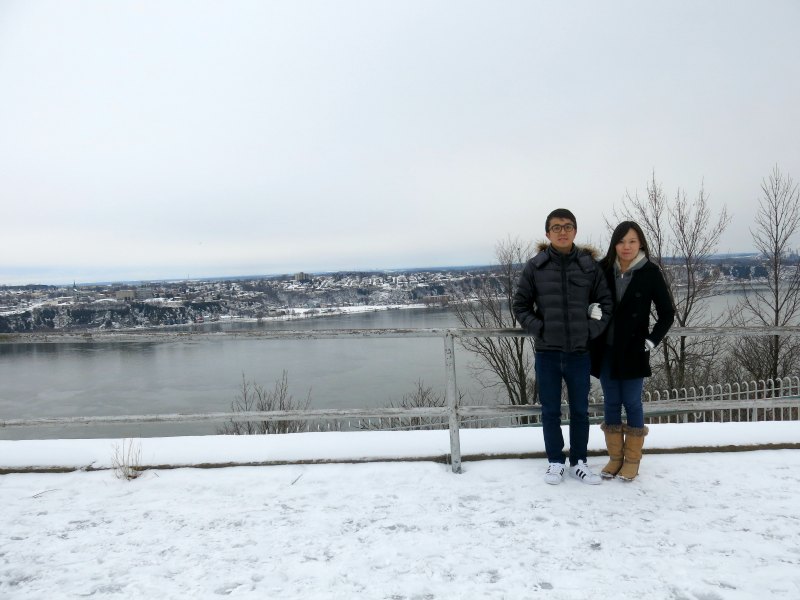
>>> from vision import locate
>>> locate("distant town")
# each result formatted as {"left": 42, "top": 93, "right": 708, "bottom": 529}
{"left": 0, "top": 254, "right": 783, "bottom": 332}
{"left": 0, "top": 267, "right": 478, "bottom": 332}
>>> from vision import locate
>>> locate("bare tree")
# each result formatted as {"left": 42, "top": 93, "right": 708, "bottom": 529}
{"left": 729, "top": 166, "right": 800, "bottom": 383}
{"left": 217, "top": 370, "right": 311, "bottom": 435}
{"left": 450, "top": 237, "right": 536, "bottom": 406}
{"left": 612, "top": 172, "right": 731, "bottom": 390}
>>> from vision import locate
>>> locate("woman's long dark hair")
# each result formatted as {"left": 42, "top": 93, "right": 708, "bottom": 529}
{"left": 600, "top": 221, "right": 650, "bottom": 270}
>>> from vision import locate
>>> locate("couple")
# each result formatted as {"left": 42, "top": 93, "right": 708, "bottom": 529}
{"left": 512, "top": 208, "right": 675, "bottom": 485}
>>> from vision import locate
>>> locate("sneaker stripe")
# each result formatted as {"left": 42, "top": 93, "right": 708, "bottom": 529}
{"left": 569, "top": 462, "right": 602, "bottom": 484}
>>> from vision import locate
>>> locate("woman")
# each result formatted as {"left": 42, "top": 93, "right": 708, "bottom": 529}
{"left": 591, "top": 221, "right": 675, "bottom": 481}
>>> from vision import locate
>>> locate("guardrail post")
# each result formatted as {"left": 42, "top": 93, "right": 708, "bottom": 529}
{"left": 444, "top": 331, "right": 462, "bottom": 474}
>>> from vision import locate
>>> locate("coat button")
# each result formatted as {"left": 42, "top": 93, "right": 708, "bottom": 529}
{"left": 632, "top": 313, "right": 638, "bottom": 318}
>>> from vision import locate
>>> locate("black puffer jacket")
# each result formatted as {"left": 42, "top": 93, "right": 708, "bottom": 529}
{"left": 512, "top": 243, "right": 612, "bottom": 353}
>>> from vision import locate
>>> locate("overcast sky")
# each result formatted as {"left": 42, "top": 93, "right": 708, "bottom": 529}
{"left": 2, "top": 1, "right": 799, "bottom": 285}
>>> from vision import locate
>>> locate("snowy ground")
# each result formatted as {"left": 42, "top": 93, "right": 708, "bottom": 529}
{"left": 1, "top": 423, "right": 799, "bottom": 599}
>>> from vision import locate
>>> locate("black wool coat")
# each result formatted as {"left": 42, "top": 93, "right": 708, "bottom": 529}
{"left": 589, "top": 260, "right": 675, "bottom": 379}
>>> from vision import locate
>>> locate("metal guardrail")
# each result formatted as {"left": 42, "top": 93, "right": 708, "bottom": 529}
{"left": 4, "top": 325, "right": 800, "bottom": 344}
{"left": 3, "top": 326, "right": 800, "bottom": 473}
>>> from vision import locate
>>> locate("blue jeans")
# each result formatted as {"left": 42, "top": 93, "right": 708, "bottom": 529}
{"left": 599, "top": 352, "right": 645, "bottom": 427}
{"left": 534, "top": 351, "right": 591, "bottom": 466}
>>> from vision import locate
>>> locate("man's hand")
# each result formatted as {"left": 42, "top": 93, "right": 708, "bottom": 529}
{"left": 644, "top": 339, "right": 655, "bottom": 352}
{"left": 587, "top": 303, "right": 602, "bottom": 320}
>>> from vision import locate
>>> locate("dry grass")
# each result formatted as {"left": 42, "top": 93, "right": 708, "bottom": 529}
{"left": 111, "top": 438, "right": 142, "bottom": 480}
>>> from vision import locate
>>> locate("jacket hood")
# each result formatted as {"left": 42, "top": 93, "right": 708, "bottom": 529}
{"left": 535, "top": 240, "right": 601, "bottom": 259}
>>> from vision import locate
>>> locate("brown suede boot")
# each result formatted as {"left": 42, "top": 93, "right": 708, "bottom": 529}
{"left": 600, "top": 423, "right": 624, "bottom": 479}
{"left": 617, "top": 425, "right": 649, "bottom": 481}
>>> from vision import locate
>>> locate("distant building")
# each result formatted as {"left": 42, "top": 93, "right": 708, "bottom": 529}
{"left": 115, "top": 288, "right": 154, "bottom": 301}
{"left": 422, "top": 295, "right": 450, "bottom": 306}
{"left": 135, "top": 288, "right": 154, "bottom": 300}
{"left": 294, "top": 272, "right": 311, "bottom": 282}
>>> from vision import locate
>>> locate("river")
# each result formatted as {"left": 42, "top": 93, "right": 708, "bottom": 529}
{"left": 0, "top": 292, "right": 749, "bottom": 440}
{"left": 0, "top": 308, "right": 491, "bottom": 440}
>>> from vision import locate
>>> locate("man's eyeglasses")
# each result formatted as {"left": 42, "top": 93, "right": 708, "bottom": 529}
{"left": 548, "top": 224, "right": 575, "bottom": 233}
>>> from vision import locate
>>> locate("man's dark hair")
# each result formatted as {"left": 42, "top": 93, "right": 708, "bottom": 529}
{"left": 545, "top": 208, "right": 577, "bottom": 232}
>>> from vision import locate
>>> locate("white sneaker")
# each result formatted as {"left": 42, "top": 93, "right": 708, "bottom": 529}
{"left": 569, "top": 461, "right": 602, "bottom": 485}
{"left": 544, "top": 462, "right": 565, "bottom": 485}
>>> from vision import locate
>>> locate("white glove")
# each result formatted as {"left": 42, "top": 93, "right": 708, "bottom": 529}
{"left": 587, "top": 303, "right": 602, "bottom": 320}
{"left": 644, "top": 339, "right": 655, "bottom": 352}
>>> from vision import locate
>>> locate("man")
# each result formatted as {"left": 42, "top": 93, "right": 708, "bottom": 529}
{"left": 512, "top": 208, "right": 612, "bottom": 485}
